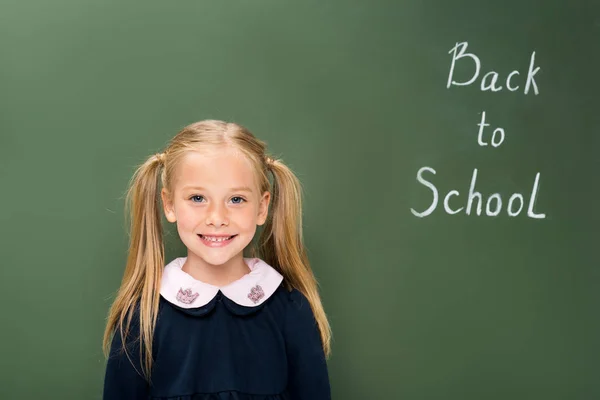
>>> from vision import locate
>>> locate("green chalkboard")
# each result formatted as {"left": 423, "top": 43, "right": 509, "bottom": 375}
{"left": 1, "top": 1, "right": 598, "bottom": 399}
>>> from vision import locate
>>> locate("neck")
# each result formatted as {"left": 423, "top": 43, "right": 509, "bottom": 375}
{"left": 181, "top": 252, "right": 250, "bottom": 287}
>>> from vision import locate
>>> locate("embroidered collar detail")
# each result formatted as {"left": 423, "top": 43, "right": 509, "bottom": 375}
{"left": 160, "top": 257, "right": 284, "bottom": 309}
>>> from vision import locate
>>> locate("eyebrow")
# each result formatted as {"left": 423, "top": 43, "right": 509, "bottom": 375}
{"left": 182, "top": 186, "right": 254, "bottom": 193}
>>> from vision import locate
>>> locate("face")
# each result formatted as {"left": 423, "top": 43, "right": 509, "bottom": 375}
{"left": 161, "top": 147, "right": 270, "bottom": 269}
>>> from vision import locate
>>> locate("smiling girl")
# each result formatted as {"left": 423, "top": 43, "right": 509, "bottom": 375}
{"left": 102, "top": 120, "right": 332, "bottom": 399}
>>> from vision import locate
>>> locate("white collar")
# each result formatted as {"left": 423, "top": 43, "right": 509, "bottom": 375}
{"left": 160, "top": 257, "right": 283, "bottom": 309}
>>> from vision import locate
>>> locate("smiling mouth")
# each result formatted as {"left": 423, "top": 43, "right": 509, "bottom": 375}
{"left": 198, "top": 234, "right": 237, "bottom": 243}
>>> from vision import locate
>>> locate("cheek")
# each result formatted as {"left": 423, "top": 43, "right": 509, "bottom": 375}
{"left": 174, "top": 206, "right": 198, "bottom": 229}
{"left": 240, "top": 207, "right": 261, "bottom": 228}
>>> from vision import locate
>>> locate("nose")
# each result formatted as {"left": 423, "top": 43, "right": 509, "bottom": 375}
{"left": 205, "top": 202, "right": 229, "bottom": 227}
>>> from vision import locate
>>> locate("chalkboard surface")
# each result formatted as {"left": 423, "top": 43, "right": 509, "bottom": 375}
{"left": 1, "top": 1, "right": 598, "bottom": 399}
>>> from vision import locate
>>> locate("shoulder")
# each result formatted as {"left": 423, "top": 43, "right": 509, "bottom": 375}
{"left": 279, "top": 287, "right": 318, "bottom": 328}
{"left": 269, "top": 284, "right": 308, "bottom": 307}
{"left": 110, "top": 302, "right": 142, "bottom": 343}
{"left": 287, "top": 287, "right": 311, "bottom": 311}
{"left": 269, "top": 283, "right": 307, "bottom": 303}
{"left": 264, "top": 285, "right": 315, "bottom": 320}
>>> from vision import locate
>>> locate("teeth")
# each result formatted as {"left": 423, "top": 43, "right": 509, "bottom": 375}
{"left": 203, "top": 235, "right": 231, "bottom": 242}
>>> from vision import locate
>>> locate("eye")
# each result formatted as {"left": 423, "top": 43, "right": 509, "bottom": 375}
{"left": 190, "top": 195, "right": 205, "bottom": 203}
{"left": 231, "top": 196, "right": 246, "bottom": 204}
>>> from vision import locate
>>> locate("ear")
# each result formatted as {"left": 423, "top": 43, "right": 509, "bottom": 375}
{"left": 161, "top": 188, "right": 177, "bottom": 223}
{"left": 257, "top": 191, "right": 271, "bottom": 226}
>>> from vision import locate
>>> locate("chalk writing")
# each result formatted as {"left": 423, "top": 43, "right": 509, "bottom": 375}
{"left": 446, "top": 41, "right": 540, "bottom": 95}
{"left": 411, "top": 41, "right": 546, "bottom": 219}
{"left": 410, "top": 167, "right": 545, "bottom": 218}
{"left": 477, "top": 111, "right": 505, "bottom": 147}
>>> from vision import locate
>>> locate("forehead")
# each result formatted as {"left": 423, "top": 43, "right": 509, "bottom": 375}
{"left": 174, "top": 147, "right": 259, "bottom": 192}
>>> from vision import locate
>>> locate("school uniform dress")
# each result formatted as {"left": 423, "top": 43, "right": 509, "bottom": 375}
{"left": 103, "top": 257, "right": 331, "bottom": 400}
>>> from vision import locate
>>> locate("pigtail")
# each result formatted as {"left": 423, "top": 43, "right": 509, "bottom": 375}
{"left": 257, "top": 158, "right": 332, "bottom": 358}
{"left": 102, "top": 153, "right": 166, "bottom": 381}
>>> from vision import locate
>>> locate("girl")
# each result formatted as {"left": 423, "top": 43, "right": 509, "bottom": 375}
{"left": 102, "top": 120, "right": 332, "bottom": 399}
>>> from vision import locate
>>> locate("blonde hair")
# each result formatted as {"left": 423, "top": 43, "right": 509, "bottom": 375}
{"left": 102, "top": 120, "right": 332, "bottom": 380}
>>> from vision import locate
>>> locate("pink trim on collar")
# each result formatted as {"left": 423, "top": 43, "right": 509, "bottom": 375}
{"left": 160, "top": 257, "right": 283, "bottom": 309}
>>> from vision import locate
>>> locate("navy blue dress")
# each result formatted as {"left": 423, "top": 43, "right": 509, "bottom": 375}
{"left": 103, "top": 257, "right": 331, "bottom": 400}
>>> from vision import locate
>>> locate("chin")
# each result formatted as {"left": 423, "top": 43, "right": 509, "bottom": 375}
{"left": 200, "top": 254, "right": 237, "bottom": 266}
{"left": 196, "top": 249, "right": 244, "bottom": 266}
